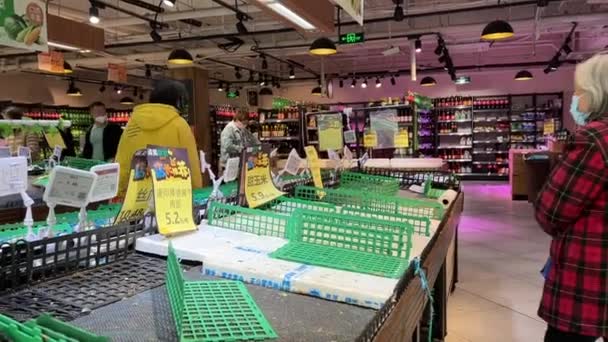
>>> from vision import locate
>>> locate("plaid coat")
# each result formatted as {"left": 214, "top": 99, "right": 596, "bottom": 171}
{"left": 535, "top": 117, "right": 608, "bottom": 337}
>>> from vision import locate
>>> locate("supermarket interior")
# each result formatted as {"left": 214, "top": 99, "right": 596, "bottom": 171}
{"left": 0, "top": 1, "right": 607, "bottom": 342}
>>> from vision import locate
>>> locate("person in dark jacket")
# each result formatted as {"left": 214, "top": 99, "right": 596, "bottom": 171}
{"left": 82, "top": 102, "right": 122, "bottom": 161}
{"left": 535, "top": 54, "right": 608, "bottom": 342}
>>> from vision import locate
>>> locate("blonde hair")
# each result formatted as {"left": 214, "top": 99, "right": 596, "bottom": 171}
{"left": 574, "top": 54, "right": 608, "bottom": 117}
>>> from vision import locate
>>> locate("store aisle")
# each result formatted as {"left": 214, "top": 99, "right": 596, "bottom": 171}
{"left": 446, "top": 182, "right": 551, "bottom": 342}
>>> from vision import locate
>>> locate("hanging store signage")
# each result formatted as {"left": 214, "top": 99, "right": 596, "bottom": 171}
{"left": 37, "top": 51, "right": 63, "bottom": 73}
{"left": 148, "top": 146, "right": 196, "bottom": 236}
{"left": 317, "top": 113, "right": 343, "bottom": 151}
{"left": 334, "top": 0, "right": 364, "bottom": 25}
{"left": 114, "top": 149, "right": 153, "bottom": 224}
{"left": 107, "top": 63, "right": 127, "bottom": 83}
{"left": 0, "top": 0, "right": 48, "bottom": 51}
{"left": 339, "top": 32, "right": 364, "bottom": 45}
{"left": 243, "top": 148, "right": 284, "bottom": 208}
{"left": 89, "top": 163, "right": 120, "bottom": 202}
{"left": 304, "top": 146, "right": 323, "bottom": 189}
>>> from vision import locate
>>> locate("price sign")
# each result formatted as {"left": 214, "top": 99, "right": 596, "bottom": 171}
{"left": 115, "top": 149, "right": 153, "bottom": 224}
{"left": 44, "top": 132, "right": 66, "bottom": 149}
{"left": 543, "top": 119, "right": 555, "bottom": 135}
{"left": 284, "top": 149, "right": 303, "bottom": 175}
{"left": 148, "top": 146, "right": 195, "bottom": 236}
{"left": 0, "top": 157, "right": 28, "bottom": 197}
{"left": 243, "top": 149, "right": 284, "bottom": 208}
{"left": 224, "top": 157, "right": 240, "bottom": 182}
{"left": 304, "top": 146, "right": 323, "bottom": 189}
{"left": 394, "top": 129, "right": 409, "bottom": 148}
{"left": 318, "top": 114, "right": 343, "bottom": 151}
{"left": 90, "top": 163, "right": 120, "bottom": 202}
{"left": 44, "top": 166, "right": 97, "bottom": 207}
{"left": 344, "top": 130, "right": 357, "bottom": 144}
{"left": 364, "top": 131, "right": 377, "bottom": 148}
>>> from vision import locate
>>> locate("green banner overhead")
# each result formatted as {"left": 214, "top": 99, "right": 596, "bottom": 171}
{"left": 0, "top": 0, "right": 48, "bottom": 51}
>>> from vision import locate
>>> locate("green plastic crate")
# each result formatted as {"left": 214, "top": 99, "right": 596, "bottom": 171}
{"left": 192, "top": 182, "right": 238, "bottom": 205}
{"left": 62, "top": 157, "right": 105, "bottom": 171}
{"left": 258, "top": 196, "right": 338, "bottom": 216}
{"left": 166, "top": 245, "right": 278, "bottom": 342}
{"left": 340, "top": 207, "right": 432, "bottom": 237}
{"left": 0, "top": 313, "right": 109, "bottom": 342}
{"left": 207, "top": 202, "right": 289, "bottom": 238}
{"left": 270, "top": 209, "right": 413, "bottom": 278}
{"left": 340, "top": 171, "right": 400, "bottom": 196}
{"left": 294, "top": 185, "right": 444, "bottom": 219}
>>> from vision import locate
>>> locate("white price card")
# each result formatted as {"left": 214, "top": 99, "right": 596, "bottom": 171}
{"left": 89, "top": 163, "right": 120, "bottom": 202}
{"left": 0, "top": 157, "right": 28, "bottom": 197}
{"left": 284, "top": 149, "right": 303, "bottom": 175}
{"left": 224, "top": 157, "right": 240, "bottom": 182}
{"left": 44, "top": 166, "right": 97, "bottom": 207}
{"left": 53, "top": 145, "right": 63, "bottom": 160}
{"left": 0, "top": 147, "right": 10, "bottom": 158}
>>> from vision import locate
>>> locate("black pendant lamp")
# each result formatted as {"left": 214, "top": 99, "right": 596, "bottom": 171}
{"left": 514, "top": 70, "right": 533, "bottom": 81}
{"left": 259, "top": 87, "right": 273, "bottom": 96}
{"left": 309, "top": 37, "right": 337, "bottom": 56}
{"left": 481, "top": 20, "right": 514, "bottom": 41}
{"left": 63, "top": 61, "right": 73, "bottom": 74}
{"left": 120, "top": 97, "right": 135, "bottom": 105}
{"left": 167, "top": 48, "right": 193, "bottom": 65}
{"left": 66, "top": 80, "right": 82, "bottom": 96}
{"left": 420, "top": 76, "right": 437, "bottom": 87}
{"left": 311, "top": 86, "right": 322, "bottom": 96}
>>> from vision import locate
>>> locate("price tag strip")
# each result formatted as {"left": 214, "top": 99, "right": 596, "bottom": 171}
{"left": 243, "top": 149, "right": 284, "bottom": 208}
{"left": 148, "top": 146, "right": 196, "bottom": 236}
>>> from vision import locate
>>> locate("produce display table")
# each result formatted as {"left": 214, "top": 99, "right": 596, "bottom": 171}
{"left": 0, "top": 170, "right": 461, "bottom": 342}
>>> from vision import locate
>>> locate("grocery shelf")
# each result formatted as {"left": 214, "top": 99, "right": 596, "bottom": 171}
{"left": 473, "top": 119, "right": 509, "bottom": 123}
{"left": 472, "top": 151, "right": 508, "bottom": 154}
{"left": 472, "top": 161, "right": 508, "bottom": 165}
{"left": 307, "top": 127, "right": 318, "bottom": 130}
{"left": 444, "top": 159, "right": 472, "bottom": 162}
{"left": 510, "top": 119, "right": 538, "bottom": 122}
{"left": 260, "top": 136, "right": 300, "bottom": 141}
{"left": 438, "top": 145, "right": 472, "bottom": 149}
{"left": 510, "top": 130, "right": 538, "bottom": 133}
{"left": 473, "top": 130, "right": 509, "bottom": 134}
{"left": 473, "top": 140, "right": 510, "bottom": 144}
{"left": 437, "top": 119, "right": 470, "bottom": 123}
{"left": 433, "top": 105, "right": 472, "bottom": 110}
{"left": 358, "top": 104, "right": 411, "bottom": 111}
{"left": 261, "top": 118, "right": 300, "bottom": 123}
{"left": 438, "top": 132, "right": 472, "bottom": 136}
{"left": 473, "top": 108, "right": 510, "bottom": 112}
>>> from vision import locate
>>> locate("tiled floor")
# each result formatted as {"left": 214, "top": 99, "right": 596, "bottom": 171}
{"left": 447, "top": 182, "right": 551, "bottom": 342}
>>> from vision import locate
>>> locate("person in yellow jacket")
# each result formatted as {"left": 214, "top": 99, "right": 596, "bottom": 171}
{"left": 115, "top": 80, "right": 202, "bottom": 197}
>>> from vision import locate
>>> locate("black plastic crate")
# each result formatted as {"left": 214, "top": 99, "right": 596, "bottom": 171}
{"left": 0, "top": 222, "right": 149, "bottom": 293}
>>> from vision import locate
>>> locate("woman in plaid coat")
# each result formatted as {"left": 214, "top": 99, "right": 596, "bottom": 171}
{"left": 535, "top": 54, "right": 608, "bottom": 342}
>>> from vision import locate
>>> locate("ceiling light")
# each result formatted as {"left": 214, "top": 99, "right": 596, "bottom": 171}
{"left": 261, "top": 56, "right": 268, "bottom": 69}
{"left": 339, "top": 79, "right": 344, "bottom": 88}
{"left": 259, "top": 74, "right": 266, "bottom": 86}
{"left": 116, "top": 86, "right": 122, "bottom": 94}
{"left": 89, "top": 5, "right": 100, "bottom": 24}
{"left": 218, "top": 82, "right": 224, "bottom": 92}
{"left": 145, "top": 65, "right": 152, "bottom": 78}
{"left": 63, "top": 61, "right": 73, "bottom": 74}
{"left": 289, "top": 67, "right": 295, "bottom": 79}
{"left": 99, "top": 83, "right": 106, "bottom": 93}
{"left": 309, "top": 37, "right": 337, "bottom": 56}
{"left": 514, "top": 70, "right": 533, "bottom": 81}
{"left": 150, "top": 29, "right": 162, "bottom": 42}
{"left": 415, "top": 38, "right": 422, "bottom": 53}
{"left": 361, "top": 78, "right": 368, "bottom": 89}
{"left": 236, "top": 13, "right": 248, "bottom": 34}
{"left": 390, "top": 76, "right": 396, "bottom": 86}
{"left": 235, "top": 67, "right": 242, "bottom": 80}
{"left": 481, "top": 20, "right": 514, "bottom": 41}
{"left": 351, "top": 79, "right": 357, "bottom": 88}
{"left": 454, "top": 76, "right": 471, "bottom": 85}
{"left": 393, "top": 2, "right": 405, "bottom": 22}
{"left": 258, "top": 0, "right": 316, "bottom": 30}
{"left": 311, "top": 86, "right": 322, "bottom": 96}
{"left": 163, "top": 0, "right": 176, "bottom": 7}
{"left": 375, "top": 77, "right": 382, "bottom": 88}
{"left": 66, "top": 81, "right": 82, "bottom": 97}
{"left": 48, "top": 42, "right": 80, "bottom": 51}
{"left": 259, "top": 87, "right": 273, "bottom": 96}
{"left": 167, "top": 48, "right": 193, "bottom": 65}
{"left": 420, "top": 76, "right": 437, "bottom": 87}
{"left": 120, "top": 97, "right": 135, "bottom": 105}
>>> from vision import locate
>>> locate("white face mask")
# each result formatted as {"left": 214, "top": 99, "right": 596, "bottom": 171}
{"left": 95, "top": 116, "right": 108, "bottom": 124}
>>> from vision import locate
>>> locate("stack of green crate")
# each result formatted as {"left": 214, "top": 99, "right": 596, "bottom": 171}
{"left": 340, "top": 207, "right": 432, "bottom": 237}
{"left": 166, "top": 244, "right": 277, "bottom": 341}
{"left": 0, "top": 313, "right": 108, "bottom": 341}
{"left": 270, "top": 209, "right": 414, "bottom": 278}
{"left": 339, "top": 171, "right": 400, "bottom": 196}
{"left": 258, "top": 196, "right": 338, "bottom": 216}
{"left": 207, "top": 202, "right": 290, "bottom": 238}
{"left": 61, "top": 157, "right": 106, "bottom": 171}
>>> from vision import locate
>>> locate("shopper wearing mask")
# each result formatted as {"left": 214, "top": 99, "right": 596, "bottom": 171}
{"left": 535, "top": 54, "right": 608, "bottom": 342}
{"left": 220, "top": 110, "right": 260, "bottom": 169}
{"left": 115, "top": 80, "right": 202, "bottom": 197}
{"left": 82, "top": 102, "right": 122, "bottom": 161}
{"left": 1, "top": 106, "right": 41, "bottom": 161}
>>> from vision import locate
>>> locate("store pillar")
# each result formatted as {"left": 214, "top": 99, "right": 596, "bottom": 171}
{"left": 168, "top": 67, "right": 211, "bottom": 186}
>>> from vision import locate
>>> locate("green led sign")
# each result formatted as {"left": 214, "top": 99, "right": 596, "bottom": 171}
{"left": 226, "top": 90, "right": 239, "bottom": 99}
{"left": 339, "top": 32, "right": 364, "bottom": 45}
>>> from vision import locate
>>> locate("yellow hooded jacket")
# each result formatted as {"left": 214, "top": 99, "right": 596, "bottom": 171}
{"left": 115, "top": 103, "right": 202, "bottom": 196}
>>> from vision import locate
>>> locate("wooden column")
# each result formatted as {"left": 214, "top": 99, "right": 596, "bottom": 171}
{"left": 168, "top": 67, "right": 211, "bottom": 186}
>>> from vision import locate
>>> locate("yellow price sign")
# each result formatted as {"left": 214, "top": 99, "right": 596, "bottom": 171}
{"left": 364, "top": 131, "right": 377, "bottom": 148}
{"left": 304, "top": 146, "right": 323, "bottom": 189}
{"left": 543, "top": 119, "right": 555, "bottom": 135}
{"left": 44, "top": 131, "right": 66, "bottom": 149}
{"left": 244, "top": 151, "right": 284, "bottom": 208}
{"left": 115, "top": 150, "right": 153, "bottom": 224}
{"left": 394, "top": 130, "right": 409, "bottom": 148}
